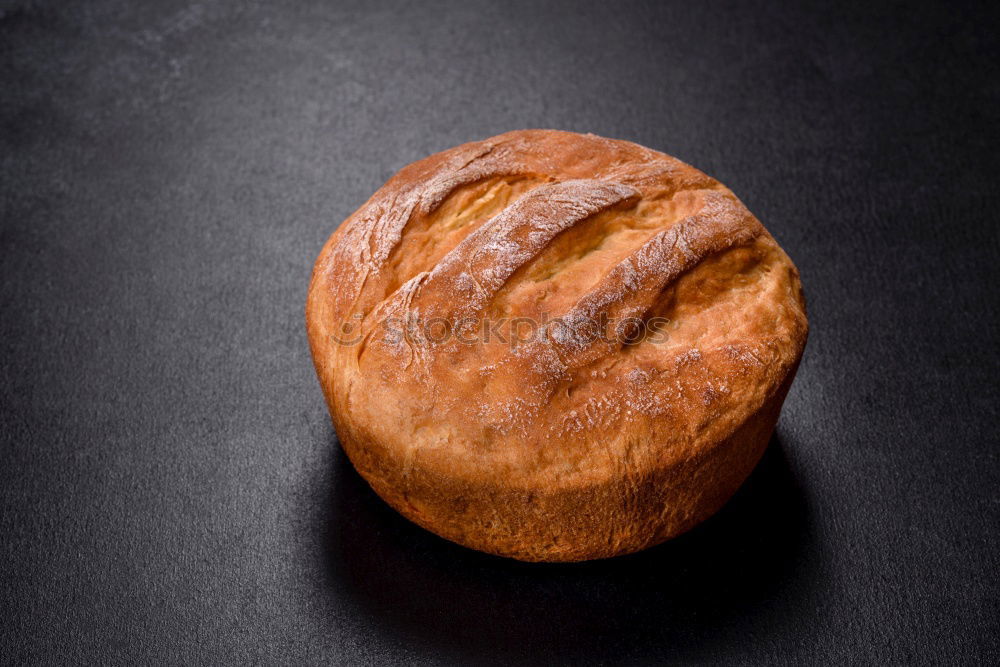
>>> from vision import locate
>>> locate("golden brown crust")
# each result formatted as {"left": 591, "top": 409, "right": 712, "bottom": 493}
{"left": 307, "top": 129, "right": 808, "bottom": 562}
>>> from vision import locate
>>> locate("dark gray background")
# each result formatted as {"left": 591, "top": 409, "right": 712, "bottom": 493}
{"left": 2, "top": 0, "right": 998, "bottom": 664}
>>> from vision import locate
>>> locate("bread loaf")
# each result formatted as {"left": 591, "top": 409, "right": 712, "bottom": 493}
{"left": 307, "top": 130, "right": 807, "bottom": 562}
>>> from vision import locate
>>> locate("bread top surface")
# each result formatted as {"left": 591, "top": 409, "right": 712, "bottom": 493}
{"left": 307, "top": 130, "right": 807, "bottom": 491}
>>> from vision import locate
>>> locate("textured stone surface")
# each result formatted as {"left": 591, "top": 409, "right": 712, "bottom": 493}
{"left": 1, "top": 0, "right": 997, "bottom": 663}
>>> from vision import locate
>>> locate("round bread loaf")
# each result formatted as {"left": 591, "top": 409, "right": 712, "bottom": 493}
{"left": 307, "top": 130, "right": 807, "bottom": 562}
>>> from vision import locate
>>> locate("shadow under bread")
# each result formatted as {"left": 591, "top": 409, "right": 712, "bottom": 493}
{"left": 322, "top": 431, "right": 817, "bottom": 663}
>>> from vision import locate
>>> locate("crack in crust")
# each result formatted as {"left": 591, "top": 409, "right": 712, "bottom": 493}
{"left": 549, "top": 191, "right": 763, "bottom": 370}
{"left": 399, "top": 179, "right": 639, "bottom": 323}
